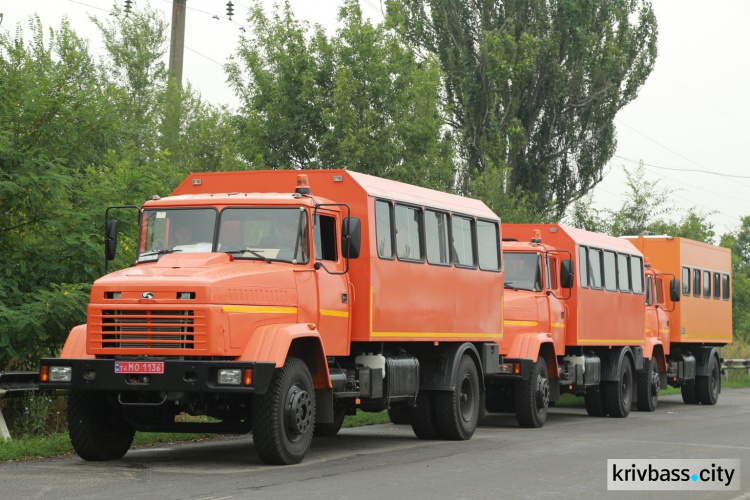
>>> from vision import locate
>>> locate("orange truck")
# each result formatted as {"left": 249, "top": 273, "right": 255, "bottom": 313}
{"left": 39, "top": 170, "right": 505, "bottom": 465}
{"left": 493, "top": 224, "right": 731, "bottom": 428}
{"left": 624, "top": 235, "right": 732, "bottom": 407}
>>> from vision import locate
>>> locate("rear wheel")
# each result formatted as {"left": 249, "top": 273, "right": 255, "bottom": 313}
{"left": 603, "top": 359, "right": 633, "bottom": 418}
{"left": 411, "top": 390, "right": 440, "bottom": 440}
{"left": 515, "top": 359, "right": 549, "bottom": 428}
{"left": 696, "top": 355, "right": 720, "bottom": 405}
{"left": 636, "top": 357, "right": 659, "bottom": 412}
{"left": 252, "top": 357, "right": 315, "bottom": 465}
{"left": 434, "top": 355, "right": 480, "bottom": 439}
{"left": 313, "top": 408, "right": 346, "bottom": 437}
{"left": 67, "top": 390, "right": 135, "bottom": 461}
{"left": 584, "top": 386, "right": 607, "bottom": 417}
{"left": 387, "top": 405, "right": 412, "bottom": 425}
{"left": 681, "top": 381, "right": 698, "bottom": 404}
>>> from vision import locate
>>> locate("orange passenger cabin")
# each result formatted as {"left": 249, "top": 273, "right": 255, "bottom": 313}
{"left": 503, "top": 224, "right": 647, "bottom": 348}
{"left": 172, "top": 170, "right": 504, "bottom": 348}
{"left": 624, "top": 236, "right": 732, "bottom": 345}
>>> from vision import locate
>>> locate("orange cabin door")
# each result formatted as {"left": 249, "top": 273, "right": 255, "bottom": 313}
{"left": 313, "top": 212, "right": 351, "bottom": 356}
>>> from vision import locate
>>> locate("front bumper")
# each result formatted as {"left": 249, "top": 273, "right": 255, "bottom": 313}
{"left": 38, "top": 358, "right": 276, "bottom": 395}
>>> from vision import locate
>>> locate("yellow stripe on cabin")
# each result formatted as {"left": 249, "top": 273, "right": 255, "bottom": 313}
{"left": 222, "top": 305, "right": 297, "bottom": 314}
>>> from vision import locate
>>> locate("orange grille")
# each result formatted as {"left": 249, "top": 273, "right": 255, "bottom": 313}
{"left": 90, "top": 309, "right": 208, "bottom": 351}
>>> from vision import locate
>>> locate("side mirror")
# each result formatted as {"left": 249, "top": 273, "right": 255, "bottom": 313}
{"left": 560, "top": 259, "right": 574, "bottom": 289}
{"left": 342, "top": 217, "right": 361, "bottom": 259}
{"left": 105, "top": 219, "right": 118, "bottom": 261}
{"left": 670, "top": 279, "right": 681, "bottom": 302}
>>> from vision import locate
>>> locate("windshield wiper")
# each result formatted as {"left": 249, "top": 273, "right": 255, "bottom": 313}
{"left": 224, "top": 248, "right": 272, "bottom": 263}
{"left": 504, "top": 282, "right": 518, "bottom": 290}
{"left": 140, "top": 249, "right": 182, "bottom": 259}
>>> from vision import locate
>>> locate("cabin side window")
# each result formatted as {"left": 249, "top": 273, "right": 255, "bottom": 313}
{"left": 395, "top": 204, "right": 423, "bottom": 262}
{"left": 425, "top": 210, "right": 451, "bottom": 266}
{"left": 603, "top": 250, "right": 617, "bottom": 292}
{"left": 452, "top": 216, "right": 476, "bottom": 268}
{"left": 617, "top": 254, "right": 631, "bottom": 292}
{"left": 375, "top": 200, "right": 394, "bottom": 259}
{"left": 682, "top": 267, "right": 691, "bottom": 296}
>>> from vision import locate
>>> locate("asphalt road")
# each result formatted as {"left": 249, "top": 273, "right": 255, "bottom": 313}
{"left": 2, "top": 389, "right": 749, "bottom": 500}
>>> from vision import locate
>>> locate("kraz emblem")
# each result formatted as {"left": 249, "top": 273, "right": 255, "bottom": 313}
{"left": 141, "top": 292, "right": 155, "bottom": 299}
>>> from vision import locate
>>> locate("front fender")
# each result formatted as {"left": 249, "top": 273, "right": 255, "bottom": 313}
{"left": 60, "top": 325, "right": 95, "bottom": 359}
{"left": 506, "top": 332, "right": 559, "bottom": 379}
{"left": 240, "top": 323, "right": 330, "bottom": 389}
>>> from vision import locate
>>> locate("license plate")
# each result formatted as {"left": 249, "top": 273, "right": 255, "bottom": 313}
{"left": 114, "top": 361, "right": 165, "bottom": 374}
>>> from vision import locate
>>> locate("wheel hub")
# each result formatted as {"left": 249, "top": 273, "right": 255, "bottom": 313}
{"left": 650, "top": 371, "right": 660, "bottom": 397}
{"left": 536, "top": 375, "right": 550, "bottom": 409}
{"left": 459, "top": 375, "right": 475, "bottom": 422}
{"left": 285, "top": 384, "right": 312, "bottom": 437}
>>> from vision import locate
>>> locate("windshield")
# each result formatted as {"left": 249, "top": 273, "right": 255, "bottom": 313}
{"left": 504, "top": 252, "right": 543, "bottom": 291}
{"left": 138, "top": 208, "right": 217, "bottom": 262}
{"left": 218, "top": 207, "right": 309, "bottom": 263}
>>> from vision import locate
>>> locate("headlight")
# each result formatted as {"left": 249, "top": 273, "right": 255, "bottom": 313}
{"left": 217, "top": 369, "right": 242, "bottom": 385}
{"left": 50, "top": 366, "right": 73, "bottom": 382}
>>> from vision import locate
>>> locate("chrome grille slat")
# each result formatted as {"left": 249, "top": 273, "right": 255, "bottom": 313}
{"left": 99, "top": 309, "right": 199, "bottom": 349}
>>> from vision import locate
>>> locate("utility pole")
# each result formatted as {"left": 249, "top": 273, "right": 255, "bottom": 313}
{"left": 168, "top": 0, "right": 187, "bottom": 85}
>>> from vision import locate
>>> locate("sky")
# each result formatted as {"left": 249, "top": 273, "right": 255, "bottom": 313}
{"left": 1, "top": 0, "right": 748, "bottom": 240}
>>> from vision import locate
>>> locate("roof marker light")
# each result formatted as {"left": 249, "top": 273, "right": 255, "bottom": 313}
{"left": 295, "top": 174, "right": 311, "bottom": 195}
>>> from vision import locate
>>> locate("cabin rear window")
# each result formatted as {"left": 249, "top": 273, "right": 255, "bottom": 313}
{"left": 477, "top": 220, "right": 500, "bottom": 271}
{"left": 723, "top": 274, "right": 730, "bottom": 300}
{"left": 631, "top": 256, "right": 644, "bottom": 294}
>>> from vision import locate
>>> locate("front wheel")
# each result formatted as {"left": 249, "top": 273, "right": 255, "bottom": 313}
{"left": 67, "top": 390, "right": 135, "bottom": 461}
{"left": 252, "top": 357, "right": 315, "bottom": 465}
{"left": 515, "top": 358, "right": 549, "bottom": 428}
{"left": 696, "top": 355, "right": 720, "bottom": 405}
{"left": 636, "top": 357, "right": 659, "bottom": 412}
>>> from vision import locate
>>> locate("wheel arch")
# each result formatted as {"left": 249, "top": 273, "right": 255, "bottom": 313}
{"left": 240, "top": 323, "right": 330, "bottom": 389}
{"left": 418, "top": 342, "right": 483, "bottom": 391}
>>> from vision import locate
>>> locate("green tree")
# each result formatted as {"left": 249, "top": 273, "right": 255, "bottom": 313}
{"left": 0, "top": 17, "right": 124, "bottom": 368}
{"left": 388, "top": 0, "right": 658, "bottom": 214}
{"left": 227, "top": 0, "right": 454, "bottom": 190}
{"left": 567, "top": 163, "right": 715, "bottom": 243}
{"left": 721, "top": 217, "right": 750, "bottom": 343}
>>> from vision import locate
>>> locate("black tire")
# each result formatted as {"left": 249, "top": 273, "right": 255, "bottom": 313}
{"left": 584, "top": 386, "right": 608, "bottom": 417}
{"left": 411, "top": 390, "right": 440, "bottom": 440}
{"left": 681, "top": 381, "right": 698, "bottom": 404}
{"left": 387, "top": 405, "right": 413, "bottom": 425}
{"left": 252, "top": 357, "right": 315, "bottom": 465}
{"left": 313, "top": 408, "right": 347, "bottom": 437}
{"left": 514, "top": 358, "right": 549, "bottom": 428}
{"left": 636, "top": 357, "right": 659, "bottom": 412}
{"left": 434, "top": 355, "right": 480, "bottom": 439}
{"left": 67, "top": 390, "right": 135, "bottom": 461}
{"left": 603, "top": 358, "right": 633, "bottom": 418}
{"left": 696, "top": 355, "right": 720, "bottom": 405}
